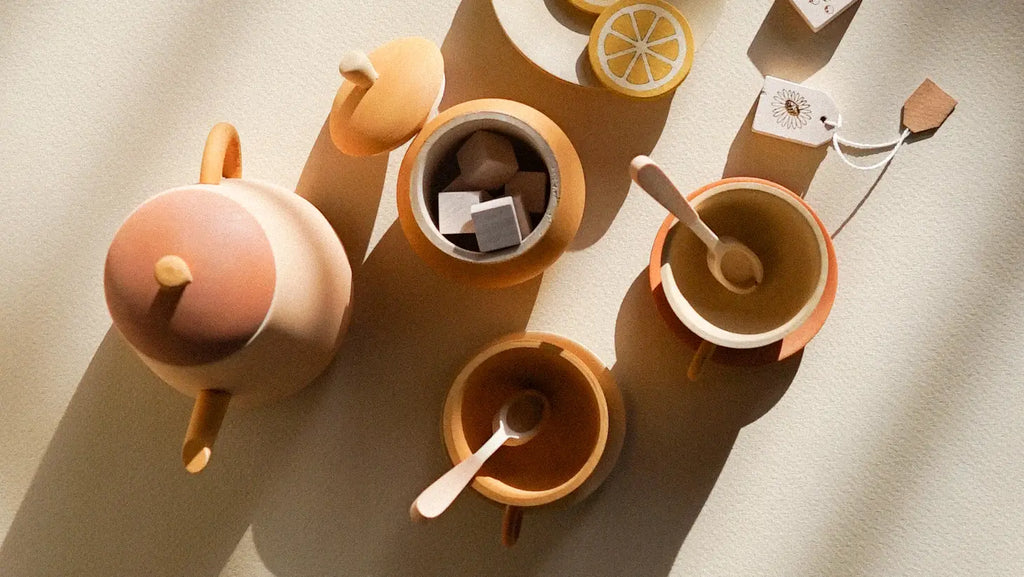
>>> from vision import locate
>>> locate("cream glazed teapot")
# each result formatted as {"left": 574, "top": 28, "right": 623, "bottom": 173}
{"left": 104, "top": 123, "right": 353, "bottom": 473}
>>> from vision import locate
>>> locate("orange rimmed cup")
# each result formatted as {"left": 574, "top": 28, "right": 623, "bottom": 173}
{"left": 441, "top": 332, "right": 625, "bottom": 546}
{"left": 648, "top": 177, "right": 838, "bottom": 378}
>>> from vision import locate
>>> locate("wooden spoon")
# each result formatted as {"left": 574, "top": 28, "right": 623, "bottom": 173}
{"left": 411, "top": 390, "right": 549, "bottom": 520}
{"left": 630, "top": 155, "right": 764, "bottom": 294}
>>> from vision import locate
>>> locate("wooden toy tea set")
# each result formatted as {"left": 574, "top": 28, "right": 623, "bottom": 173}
{"left": 94, "top": 0, "right": 955, "bottom": 552}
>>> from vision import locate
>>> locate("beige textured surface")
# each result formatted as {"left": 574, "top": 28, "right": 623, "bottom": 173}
{"left": 0, "top": 1, "right": 1022, "bottom": 576}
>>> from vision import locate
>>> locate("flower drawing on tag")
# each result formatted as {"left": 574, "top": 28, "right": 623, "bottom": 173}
{"left": 771, "top": 89, "right": 812, "bottom": 130}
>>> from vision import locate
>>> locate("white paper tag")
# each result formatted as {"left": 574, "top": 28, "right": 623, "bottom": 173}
{"left": 787, "top": 0, "right": 861, "bottom": 32}
{"left": 752, "top": 76, "right": 840, "bottom": 147}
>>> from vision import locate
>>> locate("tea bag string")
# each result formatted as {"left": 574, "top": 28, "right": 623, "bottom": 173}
{"left": 823, "top": 115, "right": 911, "bottom": 171}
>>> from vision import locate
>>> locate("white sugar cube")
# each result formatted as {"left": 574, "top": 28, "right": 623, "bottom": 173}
{"left": 471, "top": 196, "right": 525, "bottom": 252}
{"left": 457, "top": 131, "right": 518, "bottom": 190}
{"left": 504, "top": 171, "right": 548, "bottom": 214}
{"left": 438, "top": 190, "right": 487, "bottom": 235}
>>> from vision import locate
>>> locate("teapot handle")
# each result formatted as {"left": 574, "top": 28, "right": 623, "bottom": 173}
{"left": 199, "top": 123, "right": 242, "bottom": 185}
{"left": 501, "top": 505, "right": 524, "bottom": 547}
{"left": 687, "top": 339, "right": 716, "bottom": 381}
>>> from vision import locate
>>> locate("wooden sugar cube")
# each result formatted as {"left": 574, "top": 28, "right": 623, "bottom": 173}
{"left": 457, "top": 131, "right": 518, "bottom": 190}
{"left": 471, "top": 196, "right": 525, "bottom": 252}
{"left": 438, "top": 190, "right": 487, "bottom": 235}
{"left": 504, "top": 171, "right": 548, "bottom": 214}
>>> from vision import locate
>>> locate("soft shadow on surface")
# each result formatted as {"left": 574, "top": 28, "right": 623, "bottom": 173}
{"left": 747, "top": 0, "right": 861, "bottom": 82}
{"left": 599, "top": 270, "right": 801, "bottom": 576}
{"left": 443, "top": 0, "right": 673, "bottom": 250}
{"left": 248, "top": 222, "right": 543, "bottom": 577}
{"left": 246, "top": 268, "right": 798, "bottom": 577}
{"left": 0, "top": 328, "right": 309, "bottom": 577}
{"left": 829, "top": 130, "right": 936, "bottom": 238}
{"left": 294, "top": 117, "right": 388, "bottom": 272}
{"left": 723, "top": 100, "right": 828, "bottom": 196}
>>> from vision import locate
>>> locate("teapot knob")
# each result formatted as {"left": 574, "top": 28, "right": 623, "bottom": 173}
{"left": 154, "top": 255, "right": 193, "bottom": 288}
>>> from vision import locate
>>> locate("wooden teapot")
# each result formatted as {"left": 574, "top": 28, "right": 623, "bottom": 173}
{"left": 104, "top": 123, "right": 353, "bottom": 473}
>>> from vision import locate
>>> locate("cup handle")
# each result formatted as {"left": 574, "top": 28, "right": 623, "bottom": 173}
{"left": 181, "top": 389, "right": 231, "bottom": 474}
{"left": 199, "top": 123, "right": 242, "bottom": 185}
{"left": 687, "top": 340, "right": 716, "bottom": 381}
{"left": 501, "top": 505, "right": 524, "bottom": 547}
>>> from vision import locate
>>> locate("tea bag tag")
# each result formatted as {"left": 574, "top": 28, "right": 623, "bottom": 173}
{"left": 788, "top": 0, "right": 861, "bottom": 32}
{"left": 902, "top": 79, "right": 958, "bottom": 133}
{"left": 753, "top": 76, "right": 840, "bottom": 147}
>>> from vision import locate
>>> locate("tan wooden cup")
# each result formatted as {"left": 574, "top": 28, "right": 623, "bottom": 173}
{"left": 442, "top": 332, "right": 625, "bottom": 546}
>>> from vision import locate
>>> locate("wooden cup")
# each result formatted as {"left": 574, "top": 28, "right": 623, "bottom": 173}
{"left": 649, "top": 177, "right": 837, "bottom": 379}
{"left": 441, "top": 332, "right": 624, "bottom": 546}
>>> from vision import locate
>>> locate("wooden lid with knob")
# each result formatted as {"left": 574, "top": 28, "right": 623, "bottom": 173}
{"left": 104, "top": 187, "right": 276, "bottom": 366}
{"left": 329, "top": 37, "right": 445, "bottom": 157}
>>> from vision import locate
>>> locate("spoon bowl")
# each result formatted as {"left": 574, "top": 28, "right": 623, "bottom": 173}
{"left": 497, "top": 390, "right": 550, "bottom": 446}
{"left": 709, "top": 237, "right": 764, "bottom": 295}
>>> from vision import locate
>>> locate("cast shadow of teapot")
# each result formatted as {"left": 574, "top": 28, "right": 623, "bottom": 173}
{"left": 0, "top": 328, "right": 314, "bottom": 577}
{"left": 440, "top": 0, "right": 673, "bottom": 251}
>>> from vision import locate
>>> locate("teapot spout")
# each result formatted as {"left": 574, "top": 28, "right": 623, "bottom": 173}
{"left": 182, "top": 389, "right": 231, "bottom": 474}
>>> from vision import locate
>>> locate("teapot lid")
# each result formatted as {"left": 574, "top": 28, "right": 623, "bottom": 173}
{"left": 104, "top": 187, "right": 276, "bottom": 366}
{"left": 329, "top": 37, "right": 445, "bottom": 157}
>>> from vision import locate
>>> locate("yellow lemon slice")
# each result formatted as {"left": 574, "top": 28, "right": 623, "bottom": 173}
{"left": 568, "top": 0, "right": 619, "bottom": 15}
{"left": 588, "top": 0, "right": 694, "bottom": 98}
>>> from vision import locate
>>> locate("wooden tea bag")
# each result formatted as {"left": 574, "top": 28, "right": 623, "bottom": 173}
{"left": 753, "top": 76, "right": 956, "bottom": 170}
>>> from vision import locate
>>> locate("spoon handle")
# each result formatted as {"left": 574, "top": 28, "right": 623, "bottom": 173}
{"left": 630, "top": 156, "right": 720, "bottom": 249}
{"left": 411, "top": 428, "right": 510, "bottom": 519}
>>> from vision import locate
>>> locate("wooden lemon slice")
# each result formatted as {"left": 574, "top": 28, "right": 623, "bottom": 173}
{"left": 587, "top": 0, "right": 695, "bottom": 99}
